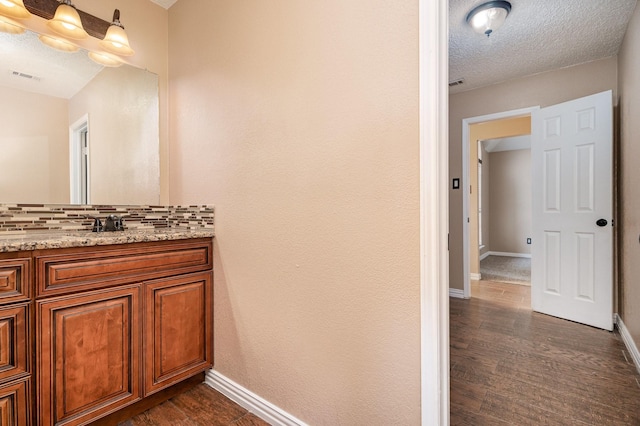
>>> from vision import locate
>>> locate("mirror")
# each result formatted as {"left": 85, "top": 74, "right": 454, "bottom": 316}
{"left": 0, "top": 29, "right": 160, "bottom": 205}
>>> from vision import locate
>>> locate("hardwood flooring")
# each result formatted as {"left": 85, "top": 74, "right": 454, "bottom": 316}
{"left": 115, "top": 279, "right": 640, "bottom": 425}
{"left": 118, "top": 384, "right": 270, "bottom": 426}
{"left": 450, "top": 280, "right": 640, "bottom": 425}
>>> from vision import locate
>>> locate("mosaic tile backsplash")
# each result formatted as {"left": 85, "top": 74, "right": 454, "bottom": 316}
{"left": 0, "top": 204, "right": 214, "bottom": 234}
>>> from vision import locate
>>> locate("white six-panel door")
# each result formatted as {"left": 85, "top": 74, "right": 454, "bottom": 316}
{"left": 531, "top": 90, "right": 613, "bottom": 331}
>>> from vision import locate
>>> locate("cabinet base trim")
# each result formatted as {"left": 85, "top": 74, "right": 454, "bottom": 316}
{"left": 206, "top": 370, "right": 308, "bottom": 426}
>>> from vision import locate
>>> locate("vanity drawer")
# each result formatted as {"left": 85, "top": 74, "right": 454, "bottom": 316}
{"left": 0, "top": 376, "right": 30, "bottom": 426}
{"left": 35, "top": 239, "right": 213, "bottom": 297}
{"left": 0, "top": 303, "right": 30, "bottom": 385}
{"left": 0, "top": 258, "right": 31, "bottom": 304}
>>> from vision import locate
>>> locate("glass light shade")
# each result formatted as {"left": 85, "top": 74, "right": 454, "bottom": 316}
{"left": 99, "top": 24, "right": 134, "bottom": 56}
{"left": 466, "top": 1, "right": 511, "bottom": 37}
{"left": 0, "top": 0, "right": 31, "bottom": 19}
{"left": 88, "top": 51, "right": 123, "bottom": 67}
{"left": 0, "top": 16, "right": 24, "bottom": 33}
{"left": 47, "top": 2, "right": 88, "bottom": 40}
{"left": 38, "top": 34, "right": 79, "bottom": 52}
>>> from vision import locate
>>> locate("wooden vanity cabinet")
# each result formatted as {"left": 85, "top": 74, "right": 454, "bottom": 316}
{"left": 143, "top": 272, "right": 213, "bottom": 395}
{"left": 36, "top": 285, "right": 141, "bottom": 426}
{"left": 33, "top": 238, "right": 213, "bottom": 426}
{"left": 0, "top": 377, "right": 30, "bottom": 426}
{"left": 0, "top": 254, "right": 32, "bottom": 426}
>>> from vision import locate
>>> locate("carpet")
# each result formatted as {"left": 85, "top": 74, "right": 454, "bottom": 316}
{"left": 480, "top": 255, "right": 531, "bottom": 285}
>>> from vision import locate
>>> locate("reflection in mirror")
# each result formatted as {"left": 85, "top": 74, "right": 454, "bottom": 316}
{"left": 0, "top": 29, "right": 160, "bottom": 205}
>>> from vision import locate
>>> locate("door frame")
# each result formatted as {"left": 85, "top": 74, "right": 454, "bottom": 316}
{"left": 461, "top": 106, "right": 539, "bottom": 298}
{"left": 69, "top": 114, "right": 90, "bottom": 205}
{"left": 419, "top": 0, "right": 449, "bottom": 423}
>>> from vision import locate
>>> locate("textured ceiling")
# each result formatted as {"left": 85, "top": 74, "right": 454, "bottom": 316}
{"left": 5, "top": 1, "right": 636, "bottom": 98}
{"left": 484, "top": 135, "right": 530, "bottom": 152}
{"left": 450, "top": 0, "right": 638, "bottom": 94}
{"left": 150, "top": 0, "right": 178, "bottom": 10}
{"left": 0, "top": 30, "right": 103, "bottom": 99}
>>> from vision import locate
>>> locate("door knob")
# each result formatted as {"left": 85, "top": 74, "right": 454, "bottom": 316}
{"left": 596, "top": 219, "right": 608, "bottom": 227}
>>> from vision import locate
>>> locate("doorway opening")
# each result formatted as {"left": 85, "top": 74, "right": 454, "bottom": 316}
{"left": 70, "top": 114, "right": 90, "bottom": 205}
{"left": 478, "top": 133, "right": 532, "bottom": 287}
{"left": 461, "top": 107, "right": 537, "bottom": 298}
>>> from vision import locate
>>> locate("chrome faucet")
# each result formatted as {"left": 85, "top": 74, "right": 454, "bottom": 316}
{"left": 90, "top": 217, "right": 103, "bottom": 232}
{"left": 104, "top": 215, "right": 125, "bottom": 232}
{"left": 89, "top": 215, "right": 125, "bottom": 232}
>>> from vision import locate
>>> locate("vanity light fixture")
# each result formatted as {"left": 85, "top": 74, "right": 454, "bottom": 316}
{"left": 466, "top": 1, "right": 511, "bottom": 37}
{"left": 38, "top": 33, "right": 79, "bottom": 52}
{"left": 0, "top": 0, "right": 31, "bottom": 19}
{"left": 88, "top": 50, "right": 123, "bottom": 67}
{"left": 99, "top": 9, "right": 134, "bottom": 56}
{"left": 47, "top": 0, "right": 87, "bottom": 40}
{"left": 0, "top": 16, "right": 24, "bottom": 33}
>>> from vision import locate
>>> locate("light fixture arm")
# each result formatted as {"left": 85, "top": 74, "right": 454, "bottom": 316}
{"left": 22, "top": 0, "right": 111, "bottom": 39}
{"left": 111, "top": 9, "right": 124, "bottom": 29}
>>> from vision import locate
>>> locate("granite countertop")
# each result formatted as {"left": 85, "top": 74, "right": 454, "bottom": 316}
{"left": 0, "top": 228, "right": 215, "bottom": 253}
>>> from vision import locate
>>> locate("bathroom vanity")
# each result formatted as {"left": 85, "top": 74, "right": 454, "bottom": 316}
{"left": 0, "top": 231, "right": 214, "bottom": 425}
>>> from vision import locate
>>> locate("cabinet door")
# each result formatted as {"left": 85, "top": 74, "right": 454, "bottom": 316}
{"left": 144, "top": 272, "right": 212, "bottom": 395}
{"left": 0, "top": 377, "right": 30, "bottom": 426}
{"left": 37, "top": 285, "right": 141, "bottom": 426}
{"left": 0, "top": 303, "right": 29, "bottom": 384}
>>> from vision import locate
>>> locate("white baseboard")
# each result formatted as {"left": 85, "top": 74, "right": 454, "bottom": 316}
{"left": 485, "top": 251, "right": 531, "bottom": 259}
{"left": 449, "top": 288, "right": 466, "bottom": 298}
{"left": 615, "top": 314, "right": 640, "bottom": 375}
{"left": 470, "top": 273, "right": 481, "bottom": 281}
{"left": 479, "top": 251, "right": 491, "bottom": 261}
{"left": 205, "top": 370, "right": 308, "bottom": 426}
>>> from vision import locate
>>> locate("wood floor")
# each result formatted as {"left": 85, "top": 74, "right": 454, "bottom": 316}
{"left": 116, "top": 280, "right": 640, "bottom": 425}
{"left": 450, "top": 280, "right": 640, "bottom": 425}
{"left": 118, "top": 384, "right": 270, "bottom": 426}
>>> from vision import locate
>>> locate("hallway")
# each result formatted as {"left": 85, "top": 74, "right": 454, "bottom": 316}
{"left": 450, "top": 280, "right": 640, "bottom": 425}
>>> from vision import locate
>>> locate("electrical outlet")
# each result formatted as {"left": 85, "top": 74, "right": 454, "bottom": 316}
{"left": 527, "top": 238, "right": 532, "bottom": 244}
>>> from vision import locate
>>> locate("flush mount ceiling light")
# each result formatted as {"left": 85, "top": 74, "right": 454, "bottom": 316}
{"left": 47, "top": 0, "right": 88, "bottom": 39}
{"left": 0, "top": 0, "right": 31, "bottom": 19}
{"left": 99, "top": 9, "right": 134, "bottom": 56}
{"left": 466, "top": 1, "right": 511, "bottom": 37}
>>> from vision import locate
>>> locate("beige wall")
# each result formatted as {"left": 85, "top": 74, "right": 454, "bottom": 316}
{"left": 488, "top": 149, "right": 532, "bottom": 254}
{"left": 168, "top": 1, "right": 420, "bottom": 424}
{"left": 450, "top": 57, "right": 618, "bottom": 290}
{"left": 0, "top": 86, "right": 69, "bottom": 203}
{"left": 72, "top": 0, "right": 170, "bottom": 203}
{"left": 618, "top": 2, "right": 640, "bottom": 348}
{"left": 69, "top": 66, "right": 160, "bottom": 204}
